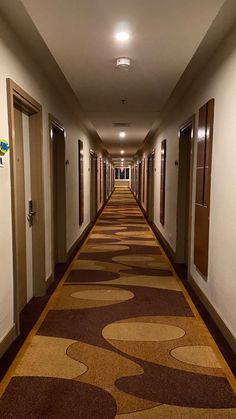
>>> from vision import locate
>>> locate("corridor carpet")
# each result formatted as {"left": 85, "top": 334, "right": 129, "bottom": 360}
{"left": 1, "top": 187, "right": 236, "bottom": 418}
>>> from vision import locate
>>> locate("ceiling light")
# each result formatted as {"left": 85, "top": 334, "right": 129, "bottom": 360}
{"left": 119, "top": 131, "right": 126, "bottom": 138}
{"left": 120, "top": 150, "right": 124, "bottom": 154}
{"left": 116, "top": 57, "right": 131, "bottom": 71}
{"left": 115, "top": 31, "right": 130, "bottom": 41}
{"left": 121, "top": 158, "right": 124, "bottom": 162}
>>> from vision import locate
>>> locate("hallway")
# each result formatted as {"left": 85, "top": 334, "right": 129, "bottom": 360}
{"left": 0, "top": 187, "right": 236, "bottom": 417}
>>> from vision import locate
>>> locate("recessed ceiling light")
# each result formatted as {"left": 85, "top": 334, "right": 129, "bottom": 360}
{"left": 115, "top": 31, "right": 130, "bottom": 41}
{"left": 121, "top": 158, "right": 124, "bottom": 162}
{"left": 119, "top": 131, "right": 126, "bottom": 138}
{"left": 120, "top": 150, "right": 124, "bottom": 154}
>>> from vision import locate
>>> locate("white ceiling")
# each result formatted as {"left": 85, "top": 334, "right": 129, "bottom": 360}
{"left": 22, "top": 0, "right": 224, "bottom": 156}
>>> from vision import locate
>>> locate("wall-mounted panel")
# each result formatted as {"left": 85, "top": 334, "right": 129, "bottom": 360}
{"left": 194, "top": 99, "right": 214, "bottom": 278}
{"left": 100, "top": 157, "right": 102, "bottom": 203}
{"left": 142, "top": 158, "right": 145, "bottom": 204}
{"left": 78, "top": 140, "right": 84, "bottom": 225}
{"left": 160, "top": 140, "right": 167, "bottom": 225}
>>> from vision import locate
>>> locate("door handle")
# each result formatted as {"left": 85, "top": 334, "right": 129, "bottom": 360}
{"left": 27, "top": 211, "right": 36, "bottom": 227}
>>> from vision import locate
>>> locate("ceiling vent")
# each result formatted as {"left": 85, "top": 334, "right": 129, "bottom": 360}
{"left": 116, "top": 57, "right": 131, "bottom": 71}
{"left": 113, "top": 122, "right": 131, "bottom": 127}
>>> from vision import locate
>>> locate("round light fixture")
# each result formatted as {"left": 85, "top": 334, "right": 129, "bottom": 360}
{"left": 119, "top": 131, "right": 126, "bottom": 138}
{"left": 120, "top": 150, "right": 125, "bottom": 155}
{"left": 115, "top": 31, "right": 130, "bottom": 41}
{"left": 121, "top": 158, "right": 124, "bottom": 162}
{"left": 116, "top": 57, "right": 131, "bottom": 71}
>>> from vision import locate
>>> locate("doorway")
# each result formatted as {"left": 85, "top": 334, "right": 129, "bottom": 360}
{"left": 7, "top": 79, "right": 45, "bottom": 332}
{"left": 147, "top": 152, "right": 155, "bottom": 222}
{"left": 176, "top": 119, "right": 194, "bottom": 269}
{"left": 90, "top": 151, "right": 98, "bottom": 222}
{"left": 49, "top": 115, "right": 66, "bottom": 277}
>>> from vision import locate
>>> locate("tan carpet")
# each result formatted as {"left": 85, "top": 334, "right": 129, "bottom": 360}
{"left": 0, "top": 187, "right": 236, "bottom": 418}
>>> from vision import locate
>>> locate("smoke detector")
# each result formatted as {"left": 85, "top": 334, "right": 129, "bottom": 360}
{"left": 116, "top": 57, "right": 131, "bottom": 71}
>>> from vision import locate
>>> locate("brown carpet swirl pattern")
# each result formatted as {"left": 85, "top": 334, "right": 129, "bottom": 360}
{"left": 1, "top": 187, "right": 236, "bottom": 418}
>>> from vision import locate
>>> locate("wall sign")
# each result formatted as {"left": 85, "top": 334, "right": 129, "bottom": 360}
{"left": 0, "top": 139, "right": 9, "bottom": 156}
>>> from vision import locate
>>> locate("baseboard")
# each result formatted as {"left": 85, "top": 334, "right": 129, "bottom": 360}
{"left": 66, "top": 199, "right": 107, "bottom": 266}
{"left": 0, "top": 325, "right": 16, "bottom": 359}
{"left": 189, "top": 277, "right": 236, "bottom": 354}
{"left": 66, "top": 222, "right": 93, "bottom": 264}
{"left": 150, "top": 222, "right": 176, "bottom": 261}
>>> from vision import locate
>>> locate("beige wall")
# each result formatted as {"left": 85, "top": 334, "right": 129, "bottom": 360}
{"left": 136, "top": 24, "right": 236, "bottom": 342}
{"left": 0, "top": 16, "right": 104, "bottom": 346}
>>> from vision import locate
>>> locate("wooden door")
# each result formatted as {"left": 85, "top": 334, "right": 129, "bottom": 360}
{"left": 176, "top": 123, "right": 193, "bottom": 264}
{"left": 51, "top": 120, "right": 66, "bottom": 265}
{"left": 8, "top": 79, "right": 45, "bottom": 331}
{"left": 13, "top": 106, "right": 27, "bottom": 311}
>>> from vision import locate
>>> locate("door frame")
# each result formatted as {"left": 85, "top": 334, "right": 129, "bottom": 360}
{"left": 176, "top": 115, "right": 195, "bottom": 276}
{"left": 49, "top": 114, "right": 67, "bottom": 279}
{"left": 7, "top": 79, "right": 45, "bottom": 334}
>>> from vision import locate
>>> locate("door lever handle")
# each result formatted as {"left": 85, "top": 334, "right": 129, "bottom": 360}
{"left": 27, "top": 211, "right": 37, "bottom": 227}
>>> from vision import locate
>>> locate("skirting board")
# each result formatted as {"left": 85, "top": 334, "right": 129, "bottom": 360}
{"left": 66, "top": 222, "right": 92, "bottom": 263}
{"left": 150, "top": 221, "right": 176, "bottom": 262}
{"left": 0, "top": 325, "right": 16, "bottom": 359}
{"left": 66, "top": 197, "right": 109, "bottom": 265}
{"left": 130, "top": 188, "right": 176, "bottom": 261}
{"left": 46, "top": 274, "right": 53, "bottom": 290}
{"left": 189, "top": 276, "right": 236, "bottom": 355}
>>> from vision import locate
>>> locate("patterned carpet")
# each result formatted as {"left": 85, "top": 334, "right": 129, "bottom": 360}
{"left": 1, "top": 187, "right": 236, "bottom": 418}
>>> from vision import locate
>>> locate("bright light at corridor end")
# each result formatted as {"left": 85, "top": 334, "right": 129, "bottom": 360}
{"left": 115, "top": 31, "right": 130, "bottom": 41}
{"left": 120, "top": 150, "right": 124, "bottom": 154}
{"left": 119, "top": 131, "right": 126, "bottom": 138}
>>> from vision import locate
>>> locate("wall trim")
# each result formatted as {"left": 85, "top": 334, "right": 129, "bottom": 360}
{"left": 0, "top": 325, "right": 16, "bottom": 359}
{"left": 150, "top": 221, "right": 176, "bottom": 262}
{"left": 66, "top": 197, "right": 108, "bottom": 266}
{"left": 67, "top": 222, "right": 92, "bottom": 262}
{"left": 189, "top": 276, "right": 236, "bottom": 354}
{"left": 46, "top": 274, "right": 53, "bottom": 290}
{"left": 132, "top": 188, "right": 176, "bottom": 262}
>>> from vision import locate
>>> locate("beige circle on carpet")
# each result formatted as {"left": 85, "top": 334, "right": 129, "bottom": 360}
{"left": 171, "top": 345, "right": 221, "bottom": 368}
{"left": 83, "top": 245, "right": 129, "bottom": 253}
{"left": 115, "top": 231, "right": 153, "bottom": 237}
{"left": 113, "top": 255, "right": 155, "bottom": 263}
{"left": 71, "top": 288, "right": 134, "bottom": 301}
{"left": 94, "top": 226, "right": 127, "bottom": 231}
{"left": 103, "top": 322, "right": 185, "bottom": 342}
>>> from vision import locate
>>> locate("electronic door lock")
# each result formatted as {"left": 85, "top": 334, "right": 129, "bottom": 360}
{"left": 27, "top": 200, "right": 36, "bottom": 227}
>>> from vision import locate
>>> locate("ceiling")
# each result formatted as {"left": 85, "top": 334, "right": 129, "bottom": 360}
{"left": 21, "top": 0, "right": 224, "bottom": 157}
